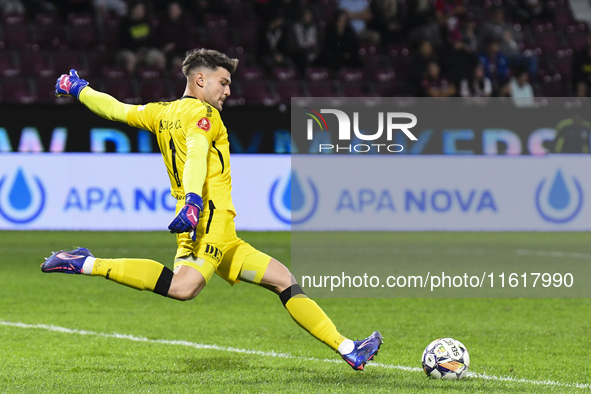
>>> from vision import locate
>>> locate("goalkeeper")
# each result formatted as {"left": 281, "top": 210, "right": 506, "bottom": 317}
{"left": 42, "top": 48, "right": 382, "bottom": 371}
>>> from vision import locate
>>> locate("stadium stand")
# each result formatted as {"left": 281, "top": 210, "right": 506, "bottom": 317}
{"left": 0, "top": 0, "right": 588, "bottom": 103}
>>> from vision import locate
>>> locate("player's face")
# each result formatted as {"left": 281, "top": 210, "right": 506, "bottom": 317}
{"left": 203, "top": 67, "right": 231, "bottom": 111}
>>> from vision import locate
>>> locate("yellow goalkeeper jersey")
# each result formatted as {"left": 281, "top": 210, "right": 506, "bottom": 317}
{"left": 126, "top": 96, "right": 235, "bottom": 214}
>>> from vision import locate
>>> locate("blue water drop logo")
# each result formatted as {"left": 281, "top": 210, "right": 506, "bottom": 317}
{"left": 9, "top": 168, "right": 32, "bottom": 211}
{"left": 270, "top": 170, "right": 318, "bottom": 225}
{"left": 535, "top": 169, "right": 583, "bottom": 224}
{"left": 0, "top": 167, "right": 46, "bottom": 224}
{"left": 284, "top": 171, "right": 305, "bottom": 211}
{"left": 548, "top": 170, "right": 569, "bottom": 210}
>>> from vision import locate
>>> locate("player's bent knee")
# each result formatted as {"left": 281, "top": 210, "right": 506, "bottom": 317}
{"left": 168, "top": 265, "right": 207, "bottom": 301}
{"left": 170, "top": 285, "right": 202, "bottom": 301}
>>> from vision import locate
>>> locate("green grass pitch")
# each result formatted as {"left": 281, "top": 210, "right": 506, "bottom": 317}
{"left": 0, "top": 230, "right": 590, "bottom": 393}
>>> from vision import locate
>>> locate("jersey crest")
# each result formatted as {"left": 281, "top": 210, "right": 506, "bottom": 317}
{"left": 197, "top": 117, "right": 211, "bottom": 131}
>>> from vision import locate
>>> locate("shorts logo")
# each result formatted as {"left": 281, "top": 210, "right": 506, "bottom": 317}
{"left": 535, "top": 169, "right": 583, "bottom": 224}
{"left": 0, "top": 167, "right": 46, "bottom": 224}
{"left": 197, "top": 118, "right": 211, "bottom": 131}
{"left": 269, "top": 170, "right": 318, "bottom": 225}
{"left": 204, "top": 244, "right": 222, "bottom": 263}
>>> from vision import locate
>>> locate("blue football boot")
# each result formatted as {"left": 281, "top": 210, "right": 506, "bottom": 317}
{"left": 41, "top": 247, "right": 93, "bottom": 274}
{"left": 342, "top": 331, "right": 383, "bottom": 371}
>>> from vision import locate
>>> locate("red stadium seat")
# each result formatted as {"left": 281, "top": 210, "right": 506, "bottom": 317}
{"left": 1, "top": 77, "right": 37, "bottom": 103}
{"left": 274, "top": 80, "right": 304, "bottom": 103}
{"left": 67, "top": 12, "right": 97, "bottom": 50}
{"left": 233, "top": 24, "right": 257, "bottom": 51}
{"left": 19, "top": 51, "right": 54, "bottom": 77}
{"left": 103, "top": 78, "right": 139, "bottom": 103}
{"left": 137, "top": 67, "right": 163, "bottom": 80}
{"left": 565, "top": 23, "right": 588, "bottom": 52}
{"left": 101, "top": 66, "right": 126, "bottom": 79}
{"left": 554, "top": 51, "right": 572, "bottom": 79}
{"left": 540, "top": 80, "right": 567, "bottom": 97}
{"left": 3, "top": 23, "right": 31, "bottom": 49}
{"left": 35, "top": 14, "right": 66, "bottom": 50}
{"left": 305, "top": 67, "right": 331, "bottom": 81}
{"left": 0, "top": 52, "right": 20, "bottom": 77}
{"left": 272, "top": 67, "right": 298, "bottom": 81}
{"left": 339, "top": 68, "right": 364, "bottom": 82}
{"left": 237, "top": 66, "right": 265, "bottom": 81}
{"left": 53, "top": 51, "right": 83, "bottom": 74}
{"left": 307, "top": 80, "right": 338, "bottom": 97}
{"left": 100, "top": 14, "right": 121, "bottom": 50}
{"left": 242, "top": 80, "right": 278, "bottom": 105}
{"left": 139, "top": 78, "right": 171, "bottom": 103}
{"left": 342, "top": 80, "right": 370, "bottom": 97}
{"left": 36, "top": 77, "right": 60, "bottom": 103}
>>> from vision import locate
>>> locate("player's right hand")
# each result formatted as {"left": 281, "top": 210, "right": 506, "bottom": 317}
{"left": 168, "top": 193, "right": 203, "bottom": 241}
{"left": 55, "top": 69, "right": 89, "bottom": 99}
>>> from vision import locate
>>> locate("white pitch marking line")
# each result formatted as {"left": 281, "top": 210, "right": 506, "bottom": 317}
{"left": 515, "top": 249, "right": 591, "bottom": 259}
{"left": 1, "top": 320, "right": 590, "bottom": 390}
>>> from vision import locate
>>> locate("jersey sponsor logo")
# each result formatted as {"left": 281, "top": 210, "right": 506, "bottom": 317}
{"left": 197, "top": 117, "right": 211, "bottom": 131}
{"left": 269, "top": 170, "right": 318, "bottom": 225}
{"left": 535, "top": 169, "right": 583, "bottom": 224}
{"left": 0, "top": 167, "right": 46, "bottom": 224}
{"left": 204, "top": 244, "right": 222, "bottom": 263}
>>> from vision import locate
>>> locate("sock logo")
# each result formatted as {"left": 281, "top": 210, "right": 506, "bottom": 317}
{"left": 204, "top": 244, "right": 222, "bottom": 263}
{"left": 105, "top": 268, "right": 111, "bottom": 279}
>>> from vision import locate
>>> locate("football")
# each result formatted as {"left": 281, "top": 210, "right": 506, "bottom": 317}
{"left": 422, "top": 338, "right": 470, "bottom": 380}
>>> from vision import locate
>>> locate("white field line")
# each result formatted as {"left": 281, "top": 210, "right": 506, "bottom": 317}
{"left": 515, "top": 249, "right": 591, "bottom": 260}
{"left": 1, "top": 320, "right": 590, "bottom": 390}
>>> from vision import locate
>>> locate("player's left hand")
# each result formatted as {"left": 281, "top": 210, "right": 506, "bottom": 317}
{"left": 55, "top": 69, "right": 89, "bottom": 99}
{"left": 168, "top": 193, "right": 203, "bottom": 241}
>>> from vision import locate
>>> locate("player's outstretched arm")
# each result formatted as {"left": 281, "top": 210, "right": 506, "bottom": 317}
{"left": 55, "top": 69, "right": 131, "bottom": 123}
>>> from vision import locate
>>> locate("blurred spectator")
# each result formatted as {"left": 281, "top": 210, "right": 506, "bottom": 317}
{"left": 93, "top": 0, "right": 127, "bottom": 22}
{"left": 367, "top": 0, "right": 405, "bottom": 45}
{"left": 479, "top": 7, "right": 537, "bottom": 80}
{"left": 117, "top": 1, "right": 166, "bottom": 75}
{"left": 155, "top": 2, "right": 190, "bottom": 72}
{"left": 0, "top": 0, "right": 25, "bottom": 14}
{"left": 478, "top": 40, "right": 509, "bottom": 92}
{"left": 509, "top": 0, "right": 554, "bottom": 23}
{"left": 572, "top": 34, "right": 591, "bottom": 97}
{"left": 421, "top": 61, "right": 456, "bottom": 97}
{"left": 54, "top": 0, "right": 92, "bottom": 20}
{"left": 264, "top": 0, "right": 300, "bottom": 23}
{"left": 552, "top": 111, "right": 591, "bottom": 153}
{"left": 321, "top": 10, "right": 362, "bottom": 71}
{"left": 501, "top": 69, "right": 534, "bottom": 107}
{"left": 290, "top": 7, "right": 320, "bottom": 74}
{"left": 461, "top": 19, "right": 478, "bottom": 54}
{"left": 440, "top": 30, "right": 477, "bottom": 88}
{"left": 257, "top": 11, "right": 296, "bottom": 74}
{"left": 339, "top": 0, "right": 380, "bottom": 44}
{"left": 410, "top": 40, "right": 438, "bottom": 95}
{"left": 187, "top": 0, "right": 229, "bottom": 25}
{"left": 406, "top": 0, "right": 433, "bottom": 31}
{"left": 460, "top": 63, "right": 492, "bottom": 97}
{"left": 434, "top": 0, "right": 465, "bottom": 40}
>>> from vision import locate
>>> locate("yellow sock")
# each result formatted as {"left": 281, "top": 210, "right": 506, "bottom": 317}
{"left": 281, "top": 287, "right": 345, "bottom": 351}
{"left": 92, "top": 258, "right": 173, "bottom": 296}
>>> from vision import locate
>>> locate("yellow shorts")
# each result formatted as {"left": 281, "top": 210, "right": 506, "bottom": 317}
{"left": 173, "top": 203, "right": 272, "bottom": 285}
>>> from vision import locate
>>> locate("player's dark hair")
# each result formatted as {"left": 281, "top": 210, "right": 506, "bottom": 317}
{"left": 182, "top": 48, "right": 239, "bottom": 77}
